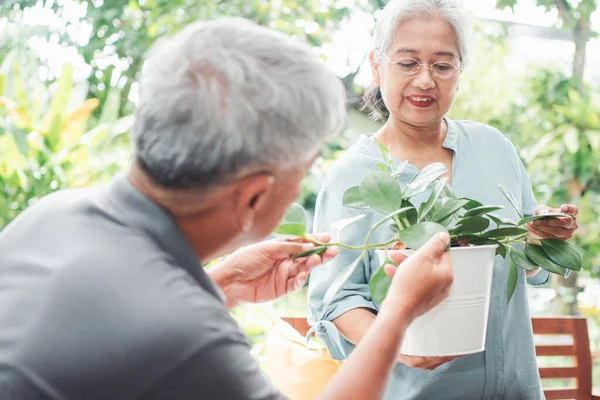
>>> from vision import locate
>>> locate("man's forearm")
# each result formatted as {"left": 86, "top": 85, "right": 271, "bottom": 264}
{"left": 316, "top": 309, "right": 409, "bottom": 400}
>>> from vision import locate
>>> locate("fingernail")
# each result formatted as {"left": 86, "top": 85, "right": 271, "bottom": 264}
{"left": 437, "top": 232, "right": 450, "bottom": 242}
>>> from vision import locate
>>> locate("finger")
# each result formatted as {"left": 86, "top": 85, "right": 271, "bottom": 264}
{"left": 310, "top": 233, "right": 332, "bottom": 243}
{"left": 527, "top": 224, "right": 573, "bottom": 240}
{"left": 384, "top": 263, "right": 397, "bottom": 278}
{"left": 560, "top": 204, "right": 579, "bottom": 217}
{"left": 388, "top": 251, "right": 409, "bottom": 265}
{"left": 532, "top": 217, "right": 575, "bottom": 228}
{"left": 321, "top": 247, "right": 338, "bottom": 263}
{"left": 411, "top": 232, "right": 450, "bottom": 265}
{"left": 289, "top": 271, "right": 308, "bottom": 292}
{"left": 270, "top": 241, "right": 315, "bottom": 258}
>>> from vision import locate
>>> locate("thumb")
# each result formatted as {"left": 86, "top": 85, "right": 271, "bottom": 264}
{"left": 410, "top": 232, "right": 450, "bottom": 265}
{"left": 534, "top": 205, "right": 552, "bottom": 215}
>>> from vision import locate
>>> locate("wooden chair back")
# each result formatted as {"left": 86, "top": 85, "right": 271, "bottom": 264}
{"left": 531, "top": 316, "right": 598, "bottom": 400}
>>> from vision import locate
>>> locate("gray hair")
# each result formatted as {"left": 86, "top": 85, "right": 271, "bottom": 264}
{"left": 131, "top": 18, "right": 347, "bottom": 189}
{"left": 363, "top": 0, "right": 471, "bottom": 120}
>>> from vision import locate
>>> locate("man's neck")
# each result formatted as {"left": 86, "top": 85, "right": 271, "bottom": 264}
{"left": 126, "top": 163, "right": 240, "bottom": 263}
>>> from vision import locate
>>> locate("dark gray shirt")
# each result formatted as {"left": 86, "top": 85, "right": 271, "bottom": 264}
{"left": 0, "top": 175, "right": 285, "bottom": 400}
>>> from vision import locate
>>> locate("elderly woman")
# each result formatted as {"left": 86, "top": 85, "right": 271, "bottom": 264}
{"left": 0, "top": 17, "right": 454, "bottom": 400}
{"left": 308, "top": 1, "right": 579, "bottom": 399}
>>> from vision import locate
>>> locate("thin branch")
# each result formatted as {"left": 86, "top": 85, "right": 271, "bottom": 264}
{"left": 554, "top": 0, "right": 576, "bottom": 27}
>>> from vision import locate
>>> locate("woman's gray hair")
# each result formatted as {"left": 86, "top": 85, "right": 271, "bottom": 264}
{"left": 131, "top": 18, "right": 347, "bottom": 189}
{"left": 363, "top": 0, "right": 471, "bottom": 120}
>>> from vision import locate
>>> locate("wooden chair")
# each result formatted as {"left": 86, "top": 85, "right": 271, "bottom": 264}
{"left": 532, "top": 317, "right": 600, "bottom": 400}
{"left": 281, "top": 316, "right": 599, "bottom": 399}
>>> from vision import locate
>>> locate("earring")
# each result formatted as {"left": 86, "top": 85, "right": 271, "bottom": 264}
{"left": 242, "top": 219, "right": 253, "bottom": 233}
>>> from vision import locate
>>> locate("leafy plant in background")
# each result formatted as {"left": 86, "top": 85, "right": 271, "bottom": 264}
{"left": 276, "top": 145, "right": 582, "bottom": 304}
{"left": 0, "top": 49, "right": 132, "bottom": 230}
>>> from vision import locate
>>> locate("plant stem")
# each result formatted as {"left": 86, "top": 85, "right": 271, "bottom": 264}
{"left": 306, "top": 237, "right": 398, "bottom": 251}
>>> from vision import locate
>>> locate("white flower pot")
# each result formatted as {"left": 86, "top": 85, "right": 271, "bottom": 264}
{"left": 376, "top": 245, "right": 497, "bottom": 357}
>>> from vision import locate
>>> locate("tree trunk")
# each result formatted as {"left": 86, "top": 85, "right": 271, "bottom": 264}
{"left": 572, "top": 20, "right": 590, "bottom": 94}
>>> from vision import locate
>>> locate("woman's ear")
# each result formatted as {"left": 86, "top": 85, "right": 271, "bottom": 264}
{"left": 369, "top": 50, "right": 381, "bottom": 86}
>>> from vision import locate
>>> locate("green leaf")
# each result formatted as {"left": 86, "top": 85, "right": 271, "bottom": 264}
{"left": 419, "top": 177, "right": 448, "bottom": 222}
{"left": 563, "top": 127, "right": 579, "bottom": 154}
{"left": 483, "top": 227, "right": 528, "bottom": 239}
{"left": 509, "top": 247, "right": 539, "bottom": 271}
{"left": 342, "top": 186, "right": 368, "bottom": 209}
{"left": 376, "top": 163, "right": 388, "bottom": 172}
{"left": 441, "top": 184, "right": 458, "bottom": 200}
{"left": 498, "top": 184, "right": 523, "bottom": 219}
{"left": 359, "top": 171, "right": 403, "bottom": 215}
{"left": 496, "top": 243, "right": 507, "bottom": 258}
{"left": 398, "top": 222, "right": 449, "bottom": 250}
{"left": 369, "top": 263, "right": 393, "bottom": 305}
{"left": 430, "top": 198, "right": 470, "bottom": 224}
{"left": 464, "top": 205, "right": 505, "bottom": 217}
{"left": 274, "top": 223, "right": 305, "bottom": 237}
{"left": 488, "top": 213, "right": 517, "bottom": 227}
{"left": 463, "top": 199, "right": 484, "bottom": 210}
{"left": 540, "top": 239, "right": 582, "bottom": 271}
{"left": 98, "top": 87, "right": 122, "bottom": 125}
{"left": 451, "top": 216, "right": 490, "bottom": 235}
{"left": 324, "top": 254, "right": 365, "bottom": 305}
{"left": 376, "top": 141, "right": 390, "bottom": 157}
{"left": 518, "top": 213, "right": 572, "bottom": 225}
{"left": 405, "top": 162, "right": 448, "bottom": 198}
{"left": 507, "top": 258, "right": 518, "bottom": 303}
{"left": 45, "top": 63, "right": 74, "bottom": 150}
{"left": 525, "top": 244, "right": 567, "bottom": 277}
{"left": 402, "top": 199, "right": 418, "bottom": 225}
{"left": 290, "top": 246, "right": 327, "bottom": 259}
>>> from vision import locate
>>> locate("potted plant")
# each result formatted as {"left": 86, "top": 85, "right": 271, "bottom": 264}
{"left": 275, "top": 144, "right": 582, "bottom": 356}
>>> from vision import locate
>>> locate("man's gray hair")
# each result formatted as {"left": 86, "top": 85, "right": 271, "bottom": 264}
{"left": 364, "top": 0, "right": 471, "bottom": 120}
{"left": 131, "top": 18, "right": 347, "bottom": 188}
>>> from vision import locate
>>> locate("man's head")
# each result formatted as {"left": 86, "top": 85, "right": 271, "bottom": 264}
{"left": 129, "top": 18, "right": 347, "bottom": 259}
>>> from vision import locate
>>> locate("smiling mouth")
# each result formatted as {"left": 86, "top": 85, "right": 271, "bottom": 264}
{"left": 407, "top": 96, "right": 435, "bottom": 107}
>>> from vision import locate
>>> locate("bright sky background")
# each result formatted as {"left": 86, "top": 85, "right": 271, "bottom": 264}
{"left": 326, "top": 0, "right": 600, "bottom": 86}
{"left": 10, "top": 0, "right": 600, "bottom": 90}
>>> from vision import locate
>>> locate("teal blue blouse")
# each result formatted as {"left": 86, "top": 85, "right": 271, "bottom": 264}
{"left": 307, "top": 118, "right": 548, "bottom": 399}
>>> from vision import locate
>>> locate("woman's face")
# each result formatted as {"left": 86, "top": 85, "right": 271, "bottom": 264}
{"left": 372, "top": 16, "right": 461, "bottom": 127}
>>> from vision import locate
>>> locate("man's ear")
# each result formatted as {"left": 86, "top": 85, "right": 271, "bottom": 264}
{"left": 234, "top": 173, "right": 275, "bottom": 232}
{"left": 369, "top": 50, "right": 381, "bottom": 86}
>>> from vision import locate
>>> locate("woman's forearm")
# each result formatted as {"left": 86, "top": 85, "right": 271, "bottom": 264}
{"left": 333, "top": 307, "right": 377, "bottom": 345}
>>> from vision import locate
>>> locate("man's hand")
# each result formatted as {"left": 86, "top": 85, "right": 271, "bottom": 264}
{"left": 379, "top": 233, "right": 457, "bottom": 370}
{"left": 525, "top": 204, "right": 579, "bottom": 240}
{"left": 209, "top": 234, "right": 337, "bottom": 308}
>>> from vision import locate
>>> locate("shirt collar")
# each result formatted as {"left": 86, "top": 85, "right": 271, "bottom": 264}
{"left": 100, "top": 174, "right": 225, "bottom": 302}
{"left": 359, "top": 116, "right": 458, "bottom": 159}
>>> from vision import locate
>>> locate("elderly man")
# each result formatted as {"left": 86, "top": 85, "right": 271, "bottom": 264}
{"left": 0, "top": 18, "right": 453, "bottom": 399}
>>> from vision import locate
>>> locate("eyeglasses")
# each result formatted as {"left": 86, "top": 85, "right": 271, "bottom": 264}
{"left": 382, "top": 53, "right": 461, "bottom": 79}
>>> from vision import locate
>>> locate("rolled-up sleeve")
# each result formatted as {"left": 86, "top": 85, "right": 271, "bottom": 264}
{"left": 512, "top": 142, "right": 551, "bottom": 287}
{"left": 307, "top": 179, "right": 378, "bottom": 360}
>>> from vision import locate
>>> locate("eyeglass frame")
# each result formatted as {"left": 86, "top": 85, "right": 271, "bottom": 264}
{"left": 381, "top": 52, "right": 462, "bottom": 79}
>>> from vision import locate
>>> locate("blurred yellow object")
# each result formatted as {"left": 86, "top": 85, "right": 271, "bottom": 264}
{"left": 266, "top": 318, "right": 342, "bottom": 400}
